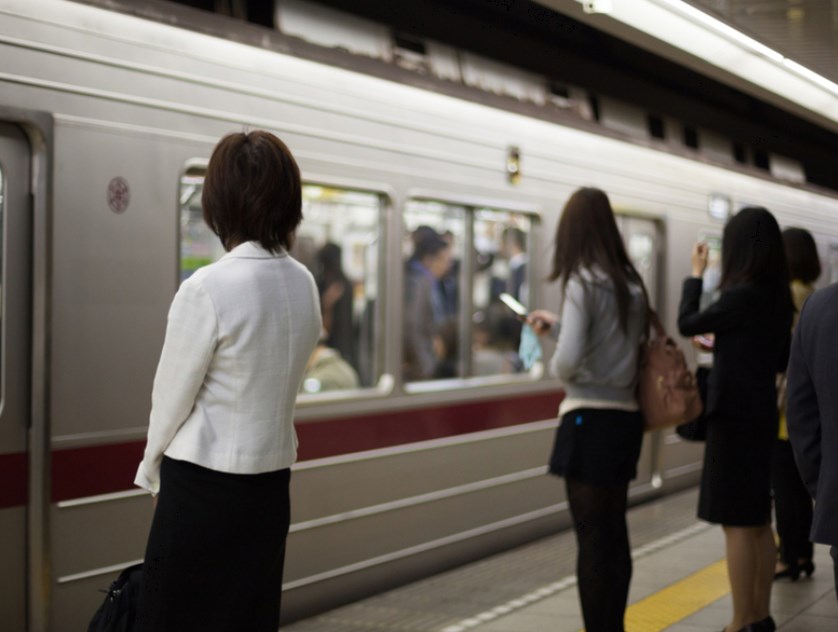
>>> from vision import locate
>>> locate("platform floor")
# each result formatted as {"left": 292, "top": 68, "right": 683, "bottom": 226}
{"left": 285, "top": 488, "right": 837, "bottom": 631}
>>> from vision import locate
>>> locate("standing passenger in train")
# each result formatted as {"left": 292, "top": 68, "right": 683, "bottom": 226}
{"left": 527, "top": 187, "right": 649, "bottom": 632}
{"left": 773, "top": 228, "right": 820, "bottom": 582}
{"left": 403, "top": 229, "right": 453, "bottom": 381}
{"left": 786, "top": 271, "right": 838, "bottom": 600}
{"left": 678, "top": 207, "right": 793, "bottom": 632}
{"left": 316, "top": 242, "right": 358, "bottom": 373}
{"left": 134, "top": 131, "right": 321, "bottom": 632}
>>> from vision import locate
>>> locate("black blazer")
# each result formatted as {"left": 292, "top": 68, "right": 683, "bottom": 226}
{"left": 786, "top": 284, "right": 838, "bottom": 546}
{"left": 678, "top": 278, "right": 791, "bottom": 422}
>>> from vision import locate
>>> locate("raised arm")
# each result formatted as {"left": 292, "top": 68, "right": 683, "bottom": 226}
{"left": 677, "top": 279, "right": 749, "bottom": 337}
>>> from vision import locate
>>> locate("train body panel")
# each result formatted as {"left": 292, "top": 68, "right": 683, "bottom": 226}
{"left": 2, "top": 1, "right": 838, "bottom": 629}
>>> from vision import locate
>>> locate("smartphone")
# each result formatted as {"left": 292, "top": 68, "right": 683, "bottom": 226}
{"left": 499, "top": 293, "right": 528, "bottom": 319}
{"left": 694, "top": 334, "right": 715, "bottom": 351}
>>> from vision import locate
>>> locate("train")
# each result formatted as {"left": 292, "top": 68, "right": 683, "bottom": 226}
{"left": 2, "top": 1, "right": 838, "bottom": 630}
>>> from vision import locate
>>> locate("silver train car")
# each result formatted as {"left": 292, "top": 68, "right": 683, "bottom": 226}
{"left": 2, "top": 1, "right": 838, "bottom": 630}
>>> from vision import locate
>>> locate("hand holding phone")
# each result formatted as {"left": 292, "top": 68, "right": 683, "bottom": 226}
{"left": 499, "top": 293, "right": 528, "bottom": 320}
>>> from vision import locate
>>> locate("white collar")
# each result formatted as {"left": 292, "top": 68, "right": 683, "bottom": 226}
{"left": 221, "top": 241, "right": 287, "bottom": 260}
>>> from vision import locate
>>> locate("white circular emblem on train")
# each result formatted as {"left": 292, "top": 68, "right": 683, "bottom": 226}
{"left": 107, "top": 177, "right": 130, "bottom": 214}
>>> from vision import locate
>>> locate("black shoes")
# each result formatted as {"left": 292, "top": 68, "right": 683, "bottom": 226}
{"left": 723, "top": 615, "right": 776, "bottom": 632}
{"left": 774, "top": 560, "right": 815, "bottom": 582}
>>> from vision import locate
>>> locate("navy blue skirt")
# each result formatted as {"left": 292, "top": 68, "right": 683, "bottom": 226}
{"left": 549, "top": 408, "right": 644, "bottom": 486}
{"left": 138, "top": 456, "right": 291, "bottom": 632}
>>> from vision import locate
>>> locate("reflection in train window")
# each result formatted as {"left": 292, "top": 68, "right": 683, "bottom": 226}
{"left": 471, "top": 209, "right": 531, "bottom": 377}
{"left": 178, "top": 170, "right": 385, "bottom": 395}
{"left": 403, "top": 201, "right": 466, "bottom": 382}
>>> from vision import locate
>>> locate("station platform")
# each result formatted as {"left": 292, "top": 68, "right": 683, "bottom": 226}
{"left": 285, "top": 488, "right": 838, "bottom": 631}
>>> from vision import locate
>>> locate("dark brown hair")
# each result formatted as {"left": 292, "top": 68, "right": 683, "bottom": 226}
{"left": 782, "top": 227, "right": 821, "bottom": 284}
{"left": 550, "top": 187, "right": 648, "bottom": 332}
{"left": 202, "top": 130, "right": 302, "bottom": 253}
{"left": 720, "top": 206, "right": 793, "bottom": 311}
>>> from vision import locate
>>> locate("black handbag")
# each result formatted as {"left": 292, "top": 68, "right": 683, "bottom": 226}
{"left": 88, "top": 563, "right": 143, "bottom": 632}
{"left": 675, "top": 367, "right": 710, "bottom": 441}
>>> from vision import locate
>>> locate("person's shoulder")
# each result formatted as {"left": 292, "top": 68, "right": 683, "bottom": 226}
{"left": 803, "top": 284, "right": 838, "bottom": 315}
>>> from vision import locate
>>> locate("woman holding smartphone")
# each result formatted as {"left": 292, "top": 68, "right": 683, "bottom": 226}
{"left": 678, "top": 207, "right": 793, "bottom": 632}
{"left": 528, "top": 187, "right": 649, "bottom": 632}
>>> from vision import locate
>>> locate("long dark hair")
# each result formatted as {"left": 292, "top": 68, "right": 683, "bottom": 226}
{"left": 550, "top": 188, "right": 648, "bottom": 332}
{"left": 720, "top": 206, "right": 793, "bottom": 307}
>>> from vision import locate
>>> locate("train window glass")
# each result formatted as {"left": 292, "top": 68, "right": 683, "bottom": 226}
{"left": 471, "top": 209, "right": 531, "bottom": 377}
{"left": 697, "top": 232, "right": 722, "bottom": 308}
{"left": 178, "top": 170, "right": 385, "bottom": 395}
{"left": 180, "top": 169, "right": 225, "bottom": 281}
{"left": 829, "top": 244, "right": 838, "bottom": 285}
{"left": 403, "top": 200, "right": 466, "bottom": 383}
{"left": 294, "top": 186, "right": 383, "bottom": 393}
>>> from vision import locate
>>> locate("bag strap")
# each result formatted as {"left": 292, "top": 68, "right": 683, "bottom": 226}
{"left": 648, "top": 309, "right": 666, "bottom": 338}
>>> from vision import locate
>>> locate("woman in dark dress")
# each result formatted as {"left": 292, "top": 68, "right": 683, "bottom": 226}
{"left": 678, "top": 207, "right": 793, "bottom": 632}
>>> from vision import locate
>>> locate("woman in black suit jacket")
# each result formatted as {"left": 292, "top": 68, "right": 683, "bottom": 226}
{"left": 678, "top": 207, "right": 793, "bottom": 632}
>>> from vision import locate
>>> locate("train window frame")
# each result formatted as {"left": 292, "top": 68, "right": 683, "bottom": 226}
{"left": 176, "top": 160, "right": 394, "bottom": 404}
{"left": 402, "top": 193, "right": 543, "bottom": 395}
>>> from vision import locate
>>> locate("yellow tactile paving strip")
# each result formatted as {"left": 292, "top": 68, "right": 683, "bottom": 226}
{"left": 577, "top": 559, "right": 729, "bottom": 632}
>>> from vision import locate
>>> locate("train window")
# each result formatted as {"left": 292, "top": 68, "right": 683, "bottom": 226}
{"left": 294, "top": 186, "right": 384, "bottom": 393}
{"left": 829, "top": 243, "right": 838, "bottom": 285}
{"left": 471, "top": 209, "right": 531, "bottom": 377}
{"left": 403, "top": 200, "right": 466, "bottom": 383}
{"left": 178, "top": 170, "right": 386, "bottom": 396}
{"left": 179, "top": 169, "right": 224, "bottom": 281}
{"left": 697, "top": 232, "right": 722, "bottom": 308}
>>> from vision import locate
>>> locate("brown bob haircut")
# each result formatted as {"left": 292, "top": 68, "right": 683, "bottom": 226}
{"left": 550, "top": 187, "right": 649, "bottom": 333}
{"left": 202, "top": 130, "right": 302, "bottom": 253}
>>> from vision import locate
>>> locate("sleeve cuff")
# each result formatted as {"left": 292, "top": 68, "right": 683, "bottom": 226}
{"left": 134, "top": 461, "right": 160, "bottom": 495}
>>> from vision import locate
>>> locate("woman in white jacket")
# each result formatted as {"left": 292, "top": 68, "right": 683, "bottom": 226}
{"left": 135, "top": 131, "right": 321, "bottom": 631}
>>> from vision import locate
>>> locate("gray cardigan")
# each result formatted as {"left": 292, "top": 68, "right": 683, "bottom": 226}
{"left": 550, "top": 268, "right": 646, "bottom": 405}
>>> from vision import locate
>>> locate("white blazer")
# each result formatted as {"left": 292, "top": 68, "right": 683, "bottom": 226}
{"left": 135, "top": 241, "right": 321, "bottom": 494}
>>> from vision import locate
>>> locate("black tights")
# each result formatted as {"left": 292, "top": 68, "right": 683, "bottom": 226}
{"left": 566, "top": 478, "right": 631, "bottom": 632}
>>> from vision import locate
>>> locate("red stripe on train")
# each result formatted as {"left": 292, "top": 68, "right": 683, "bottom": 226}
{"left": 0, "top": 392, "right": 559, "bottom": 507}
{"left": 0, "top": 452, "right": 28, "bottom": 509}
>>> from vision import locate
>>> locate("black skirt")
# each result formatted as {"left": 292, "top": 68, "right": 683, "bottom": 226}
{"left": 138, "top": 456, "right": 291, "bottom": 632}
{"left": 698, "top": 413, "right": 776, "bottom": 526}
{"left": 549, "top": 408, "right": 644, "bottom": 486}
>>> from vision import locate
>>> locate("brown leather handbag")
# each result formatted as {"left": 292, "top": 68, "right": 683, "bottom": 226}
{"left": 638, "top": 312, "right": 703, "bottom": 431}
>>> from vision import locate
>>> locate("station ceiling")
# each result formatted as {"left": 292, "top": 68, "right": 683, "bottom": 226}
{"left": 532, "top": 0, "right": 838, "bottom": 132}
{"left": 687, "top": 0, "right": 838, "bottom": 84}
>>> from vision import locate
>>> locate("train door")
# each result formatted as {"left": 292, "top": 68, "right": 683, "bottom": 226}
{"left": 0, "top": 123, "right": 32, "bottom": 631}
{"left": 618, "top": 215, "right": 661, "bottom": 309}
{"left": 616, "top": 214, "right": 663, "bottom": 486}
